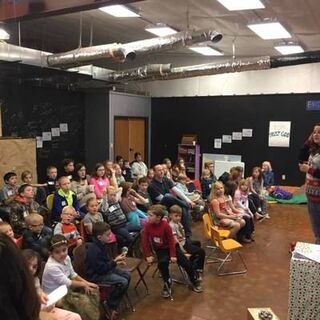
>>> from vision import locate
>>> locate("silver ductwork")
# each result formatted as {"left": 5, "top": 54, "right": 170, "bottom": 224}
{"left": 46, "top": 29, "right": 223, "bottom": 68}
{"left": 103, "top": 50, "right": 320, "bottom": 82}
{"left": 167, "top": 57, "right": 271, "bottom": 80}
{"left": 103, "top": 64, "right": 172, "bottom": 82}
{"left": 100, "top": 58, "right": 271, "bottom": 82}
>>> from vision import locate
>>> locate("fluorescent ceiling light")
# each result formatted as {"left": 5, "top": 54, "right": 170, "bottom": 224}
{"left": 145, "top": 25, "right": 178, "bottom": 37}
{"left": 248, "top": 22, "right": 291, "bottom": 39}
{"left": 99, "top": 5, "right": 140, "bottom": 17}
{"left": 274, "top": 45, "right": 304, "bottom": 55}
{"left": 189, "top": 46, "right": 223, "bottom": 56}
{"left": 217, "top": 0, "right": 265, "bottom": 11}
{"left": 0, "top": 28, "right": 10, "bottom": 40}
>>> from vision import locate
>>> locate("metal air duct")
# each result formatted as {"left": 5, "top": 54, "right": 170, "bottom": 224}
{"left": 46, "top": 29, "right": 223, "bottom": 68}
{"left": 103, "top": 50, "right": 320, "bottom": 82}
{"left": 103, "top": 64, "right": 172, "bottom": 82}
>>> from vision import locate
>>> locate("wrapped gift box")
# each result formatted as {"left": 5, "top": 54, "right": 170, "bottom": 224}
{"left": 288, "top": 242, "right": 320, "bottom": 320}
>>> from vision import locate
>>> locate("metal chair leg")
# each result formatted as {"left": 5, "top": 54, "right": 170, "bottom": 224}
{"left": 134, "top": 266, "right": 150, "bottom": 294}
{"left": 217, "top": 251, "right": 247, "bottom": 276}
{"left": 125, "top": 292, "right": 135, "bottom": 312}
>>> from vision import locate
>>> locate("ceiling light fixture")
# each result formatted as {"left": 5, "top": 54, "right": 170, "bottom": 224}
{"left": 216, "top": 0, "right": 265, "bottom": 11}
{"left": 145, "top": 24, "right": 178, "bottom": 37}
{"left": 99, "top": 5, "right": 140, "bottom": 17}
{"left": 247, "top": 21, "right": 291, "bottom": 40}
{"left": 189, "top": 45, "right": 223, "bottom": 56}
{"left": 274, "top": 43, "right": 304, "bottom": 55}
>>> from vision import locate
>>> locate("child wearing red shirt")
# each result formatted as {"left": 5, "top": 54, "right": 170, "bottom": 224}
{"left": 142, "top": 204, "right": 202, "bottom": 298}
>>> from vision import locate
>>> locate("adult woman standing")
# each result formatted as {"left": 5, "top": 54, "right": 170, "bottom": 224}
{"left": 299, "top": 123, "right": 320, "bottom": 243}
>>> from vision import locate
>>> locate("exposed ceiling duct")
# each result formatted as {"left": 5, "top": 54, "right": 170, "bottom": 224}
{"left": 102, "top": 64, "right": 172, "bottom": 82}
{"left": 46, "top": 29, "right": 223, "bottom": 68}
{"left": 102, "top": 50, "right": 320, "bottom": 82}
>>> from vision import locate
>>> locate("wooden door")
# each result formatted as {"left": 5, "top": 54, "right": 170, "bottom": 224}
{"left": 114, "top": 117, "right": 146, "bottom": 162}
{"left": 129, "top": 118, "right": 145, "bottom": 162}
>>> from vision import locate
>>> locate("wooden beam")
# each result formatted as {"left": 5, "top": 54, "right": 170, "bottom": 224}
{"left": 0, "top": 0, "right": 142, "bottom": 22}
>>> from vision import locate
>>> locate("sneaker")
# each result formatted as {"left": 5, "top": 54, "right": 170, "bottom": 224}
{"left": 241, "top": 237, "right": 252, "bottom": 244}
{"left": 255, "top": 212, "right": 265, "bottom": 220}
{"left": 264, "top": 213, "right": 270, "bottom": 219}
{"left": 192, "top": 283, "right": 203, "bottom": 293}
{"left": 161, "top": 282, "right": 172, "bottom": 298}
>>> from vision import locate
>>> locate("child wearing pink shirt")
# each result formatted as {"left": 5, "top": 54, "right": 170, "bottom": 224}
{"left": 90, "top": 163, "right": 110, "bottom": 200}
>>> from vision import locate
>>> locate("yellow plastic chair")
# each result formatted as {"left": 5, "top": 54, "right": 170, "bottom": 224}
{"left": 202, "top": 213, "right": 231, "bottom": 264}
{"left": 210, "top": 226, "right": 247, "bottom": 276}
{"left": 202, "top": 213, "right": 230, "bottom": 241}
{"left": 46, "top": 194, "right": 54, "bottom": 211}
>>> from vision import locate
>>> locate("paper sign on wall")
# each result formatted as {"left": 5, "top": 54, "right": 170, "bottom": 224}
{"left": 51, "top": 128, "right": 60, "bottom": 137}
{"left": 268, "top": 121, "right": 291, "bottom": 147}
{"left": 242, "top": 128, "right": 253, "bottom": 137}
{"left": 222, "top": 135, "right": 232, "bottom": 143}
{"left": 232, "top": 132, "right": 242, "bottom": 140}
{"left": 214, "top": 138, "right": 222, "bottom": 149}
{"left": 60, "top": 123, "right": 68, "bottom": 133}
{"left": 36, "top": 136, "right": 43, "bottom": 148}
{"left": 42, "top": 132, "right": 52, "bottom": 141}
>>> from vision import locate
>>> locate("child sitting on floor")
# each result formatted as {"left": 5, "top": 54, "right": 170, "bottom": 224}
{"left": 52, "top": 176, "right": 81, "bottom": 222}
{"left": 54, "top": 206, "right": 83, "bottom": 251}
{"left": 22, "top": 249, "right": 82, "bottom": 320}
{"left": 169, "top": 205, "right": 205, "bottom": 279}
{"left": 136, "top": 176, "right": 152, "bottom": 213}
{"left": 22, "top": 213, "right": 52, "bottom": 260}
{"left": 120, "top": 182, "right": 148, "bottom": 228}
{"left": 104, "top": 186, "right": 136, "bottom": 249}
{"left": 142, "top": 205, "right": 202, "bottom": 298}
{"left": 200, "top": 168, "right": 214, "bottom": 200}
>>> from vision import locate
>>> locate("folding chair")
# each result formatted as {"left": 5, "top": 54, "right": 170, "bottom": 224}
{"left": 202, "top": 213, "right": 230, "bottom": 264}
{"left": 72, "top": 244, "right": 135, "bottom": 319}
{"left": 150, "top": 251, "right": 192, "bottom": 300}
{"left": 108, "top": 241, "right": 149, "bottom": 295}
{"left": 210, "top": 226, "right": 247, "bottom": 276}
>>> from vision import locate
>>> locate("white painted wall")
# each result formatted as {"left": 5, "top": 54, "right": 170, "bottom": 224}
{"left": 135, "top": 62, "right": 320, "bottom": 97}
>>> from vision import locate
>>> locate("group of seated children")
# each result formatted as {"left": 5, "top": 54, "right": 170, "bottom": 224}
{"left": 0, "top": 153, "right": 275, "bottom": 319}
{"left": 205, "top": 161, "right": 275, "bottom": 243}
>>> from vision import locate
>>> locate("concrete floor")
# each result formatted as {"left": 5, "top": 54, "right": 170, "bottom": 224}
{"left": 125, "top": 203, "right": 313, "bottom": 320}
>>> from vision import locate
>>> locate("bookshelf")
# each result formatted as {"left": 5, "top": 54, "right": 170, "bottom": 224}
{"left": 177, "top": 144, "right": 201, "bottom": 180}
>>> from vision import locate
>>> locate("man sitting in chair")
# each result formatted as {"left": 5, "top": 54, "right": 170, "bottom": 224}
{"left": 148, "top": 164, "right": 195, "bottom": 237}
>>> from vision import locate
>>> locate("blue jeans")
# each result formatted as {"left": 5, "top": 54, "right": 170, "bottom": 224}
{"left": 95, "top": 268, "right": 131, "bottom": 310}
{"left": 307, "top": 201, "right": 320, "bottom": 244}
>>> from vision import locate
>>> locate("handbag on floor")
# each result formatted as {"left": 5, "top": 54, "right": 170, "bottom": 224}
{"left": 57, "top": 289, "right": 100, "bottom": 320}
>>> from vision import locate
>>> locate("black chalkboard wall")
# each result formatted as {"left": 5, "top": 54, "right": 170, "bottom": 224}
{"left": 151, "top": 94, "right": 320, "bottom": 186}
{"left": 0, "top": 84, "right": 85, "bottom": 182}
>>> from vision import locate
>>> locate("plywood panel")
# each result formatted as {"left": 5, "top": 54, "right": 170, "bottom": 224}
{"left": 0, "top": 138, "right": 37, "bottom": 188}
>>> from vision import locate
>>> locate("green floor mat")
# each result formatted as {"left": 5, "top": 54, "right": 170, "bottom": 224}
{"left": 266, "top": 194, "right": 307, "bottom": 204}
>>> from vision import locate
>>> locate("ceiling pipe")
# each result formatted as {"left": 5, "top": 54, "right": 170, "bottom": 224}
{"left": 46, "top": 29, "right": 223, "bottom": 68}
{"left": 103, "top": 64, "right": 172, "bottom": 82}
{"left": 104, "top": 50, "right": 320, "bottom": 82}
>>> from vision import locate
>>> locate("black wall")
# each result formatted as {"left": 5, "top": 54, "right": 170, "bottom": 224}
{"left": 151, "top": 94, "right": 320, "bottom": 186}
{"left": 1, "top": 84, "right": 85, "bottom": 181}
{"left": 85, "top": 92, "right": 109, "bottom": 170}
